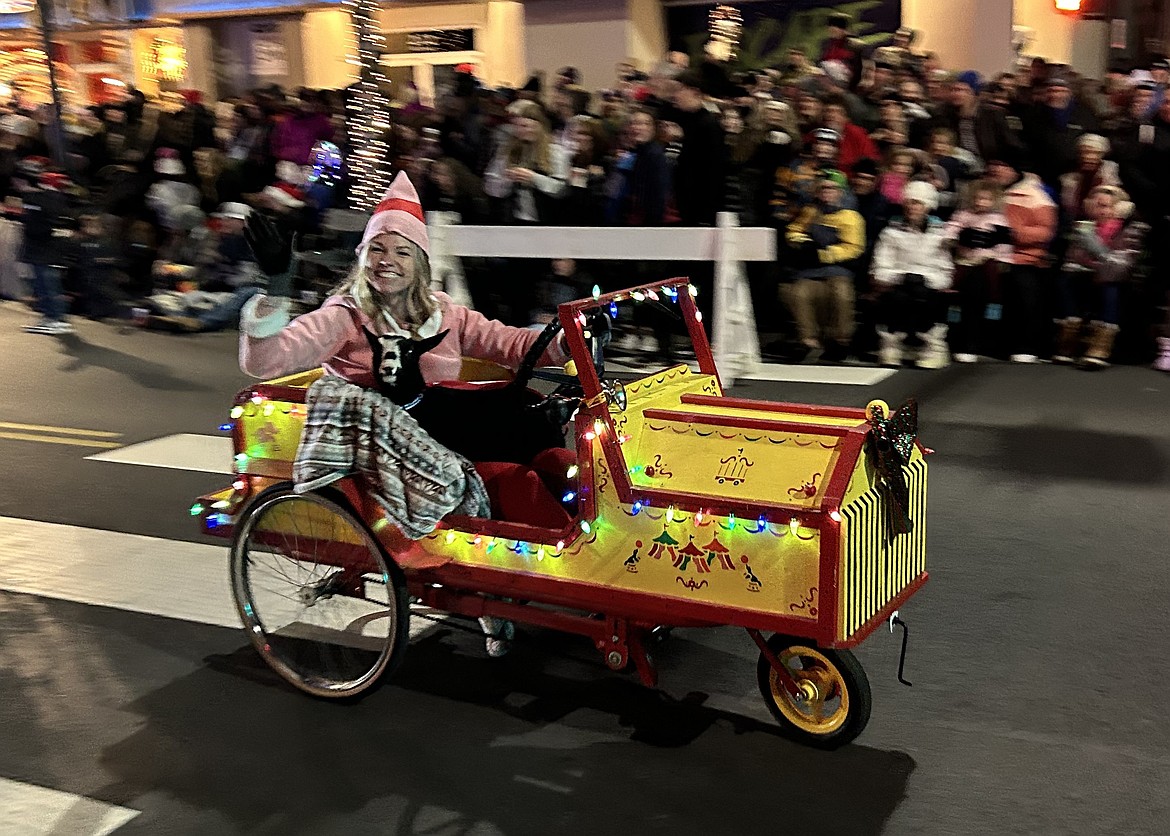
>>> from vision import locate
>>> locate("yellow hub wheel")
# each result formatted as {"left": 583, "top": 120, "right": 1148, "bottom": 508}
{"left": 757, "top": 636, "right": 871, "bottom": 748}
{"left": 768, "top": 645, "right": 850, "bottom": 734}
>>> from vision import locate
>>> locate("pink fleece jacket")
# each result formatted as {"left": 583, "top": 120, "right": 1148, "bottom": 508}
{"left": 1003, "top": 174, "right": 1058, "bottom": 267}
{"left": 239, "top": 291, "right": 567, "bottom": 386}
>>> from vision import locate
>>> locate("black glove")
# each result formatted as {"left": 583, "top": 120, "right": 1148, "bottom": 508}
{"left": 961, "top": 227, "right": 994, "bottom": 250}
{"left": 244, "top": 212, "right": 294, "bottom": 294}
{"left": 808, "top": 223, "right": 840, "bottom": 248}
{"left": 957, "top": 226, "right": 978, "bottom": 248}
{"left": 991, "top": 224, "right": 1013, "bottom": 246}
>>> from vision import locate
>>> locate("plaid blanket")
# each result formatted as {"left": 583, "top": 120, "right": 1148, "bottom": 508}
{"left": 294, "top": 375, "right": 490, "bottom": 539}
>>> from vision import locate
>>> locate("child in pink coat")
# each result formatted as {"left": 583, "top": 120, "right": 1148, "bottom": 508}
{"left": 943, "top": 180, "right": 1013, "bottom": 362}
{"left": 879, "top": 148, "right": 916, "bottom": 206}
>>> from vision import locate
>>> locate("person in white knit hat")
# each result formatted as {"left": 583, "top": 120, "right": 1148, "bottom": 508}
{"left": 872, "top": 179, "right": 955, "bottom": 368}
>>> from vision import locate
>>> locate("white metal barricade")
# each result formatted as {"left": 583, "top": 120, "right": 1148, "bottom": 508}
{"left": 426, "top": 211, "right": 775, "bottom": 384}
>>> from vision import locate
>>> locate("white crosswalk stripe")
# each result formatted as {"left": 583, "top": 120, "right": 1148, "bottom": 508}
{"left": 0, "top": 777, "right": 138, "bottom": 836}
{"left": 0, "top": 516, "right": 459, "bottom": 834}
{"left": 0, "top": 516, "right": 437, "bottom": 641}
{"left": 85, "top": 433, "right": 233, "bottom": 474}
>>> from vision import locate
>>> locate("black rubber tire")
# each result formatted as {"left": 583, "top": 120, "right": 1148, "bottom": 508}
{"left": 230, "top": 484, "right": 410, "bottom": 699}
{"left": 756, "top": 634, "right": 872, "bottom": 749}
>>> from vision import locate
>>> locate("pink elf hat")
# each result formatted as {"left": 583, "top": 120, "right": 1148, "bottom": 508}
{"left": 357, "top": 170, "right": 429, "bottom": 256}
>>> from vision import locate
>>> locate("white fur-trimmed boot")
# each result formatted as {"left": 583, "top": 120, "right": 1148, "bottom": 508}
{"left": 915, "top": 324, "right": 951, "bottom": 369}
{"left": 878, "top": 329, "right": 904, "bottom": 367}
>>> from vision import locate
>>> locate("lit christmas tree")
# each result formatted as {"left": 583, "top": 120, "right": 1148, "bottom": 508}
{"left": 344, "top": 0, "right": 395, "bottom": 211}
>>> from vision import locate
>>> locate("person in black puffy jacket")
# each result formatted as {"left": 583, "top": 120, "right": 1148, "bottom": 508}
{"left": 18, "top": 163, "right": 76, "bottom": 335}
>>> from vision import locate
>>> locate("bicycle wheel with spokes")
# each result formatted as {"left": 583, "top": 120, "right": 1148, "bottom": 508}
{"left": 230, "top": 486, "right": 409, "bottom": 698}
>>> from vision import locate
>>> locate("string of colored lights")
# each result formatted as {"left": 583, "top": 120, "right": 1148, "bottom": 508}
{"left": 344, "top": 0, "right": 395, "bottom": 211}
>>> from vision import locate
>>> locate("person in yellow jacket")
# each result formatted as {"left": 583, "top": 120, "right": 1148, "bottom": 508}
{"left": 783, "top": 169, "right": 865, "bottom": 362}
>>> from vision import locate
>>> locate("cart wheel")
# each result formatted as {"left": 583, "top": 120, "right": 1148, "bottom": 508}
{"left": 230, "top": 486, "right": 409, "bottom": 699}
{"left": 756, "top": 635, "right": 871, "bottom": 749}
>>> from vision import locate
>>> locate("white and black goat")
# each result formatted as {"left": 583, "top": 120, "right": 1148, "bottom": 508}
{"left": 364, "top": 328, "right": 571, "bottom": 465}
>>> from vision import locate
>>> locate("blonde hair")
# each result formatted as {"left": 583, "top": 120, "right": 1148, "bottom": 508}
{"left": 966, "top": 178, "right": 1003, "bottom": 209}
{"left": 333, "top": 237, "right": 438, "bottom": 336}
{"left": 504, "top": 99, "right": 553, "bottom": 173}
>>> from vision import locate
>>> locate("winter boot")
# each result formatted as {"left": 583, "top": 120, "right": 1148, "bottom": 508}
{"left": 914, "top": 324, "right": 951, "bottom": 370}
{"left": 1155, "top": 337, "right": 1170, "bottom": 373}
{"left": 1078, "top": 321, "right": 1118, "bottom": 370}
{"left": 1052, "top": 317, "right": 1083, "bottom": 364}
{"left": 878, "top": 329, "right": 905, "bottom": 367}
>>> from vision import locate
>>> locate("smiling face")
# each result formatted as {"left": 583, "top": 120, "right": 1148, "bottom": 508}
{"left": 363, "top": 232, "right": 417, "bottom": 296}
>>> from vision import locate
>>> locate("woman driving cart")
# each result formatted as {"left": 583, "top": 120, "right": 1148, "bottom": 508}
{"left": 238, "top": 171, "right": 576, "bottom": 655}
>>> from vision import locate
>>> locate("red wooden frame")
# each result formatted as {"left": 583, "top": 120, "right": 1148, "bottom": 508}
{"left": 557, "top": 277, "right": 721, "bottom": 402}
{"left": 680, "top": 393, "right": 869, "bottom": 421}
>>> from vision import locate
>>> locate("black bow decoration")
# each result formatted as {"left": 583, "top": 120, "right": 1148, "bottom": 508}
{"left": 866, "top": 399, "right": 918, "bottom": 538}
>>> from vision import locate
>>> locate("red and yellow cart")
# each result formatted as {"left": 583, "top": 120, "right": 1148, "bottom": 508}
{"left": 194, "top": 278, "right": 928, "bottom": 748}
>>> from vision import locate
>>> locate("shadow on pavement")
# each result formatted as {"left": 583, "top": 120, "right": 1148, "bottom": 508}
{"left": 54, "top": 333, "right": 214, "bottom": 393}
{"left": 98, "top": 629, "right": 915, "bottom": 835}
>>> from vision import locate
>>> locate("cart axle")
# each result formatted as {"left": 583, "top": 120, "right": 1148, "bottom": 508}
{"left": 745, "top": 628, "right": 805, "bottom": 702}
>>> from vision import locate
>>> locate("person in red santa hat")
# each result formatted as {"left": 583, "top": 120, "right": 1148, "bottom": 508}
{"left": 239, "top": 170, "right": 577, "bottom": 657}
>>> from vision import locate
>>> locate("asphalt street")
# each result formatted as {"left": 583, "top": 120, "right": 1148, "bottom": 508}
{"left": 1, "top": 299, "right": 1168, "bottom": 835}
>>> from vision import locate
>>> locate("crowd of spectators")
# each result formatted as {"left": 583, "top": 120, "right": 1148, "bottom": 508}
{"left": 2, "top": 13, "right": 1170, "bottom": 372}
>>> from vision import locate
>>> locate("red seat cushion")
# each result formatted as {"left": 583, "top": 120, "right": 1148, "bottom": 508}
{"left": 474, "top": 461, "right": 572, "bottom": 529}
